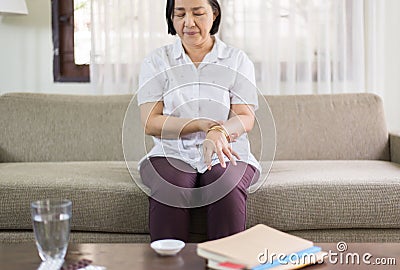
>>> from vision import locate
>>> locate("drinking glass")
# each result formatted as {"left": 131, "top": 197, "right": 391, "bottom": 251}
{"left": 30, "top": 199, "right": 72, "bottom": 261}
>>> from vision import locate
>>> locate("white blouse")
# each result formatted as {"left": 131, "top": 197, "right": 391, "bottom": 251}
{"left": 137, "top": 37, "right": 261, "bottom": 186}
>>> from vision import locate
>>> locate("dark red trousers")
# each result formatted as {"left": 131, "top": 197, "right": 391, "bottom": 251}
{"left": 139, "top": 157, "right": 258, "bottom": 242}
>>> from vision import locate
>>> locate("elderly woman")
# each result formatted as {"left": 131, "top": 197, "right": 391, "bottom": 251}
{"left": 137, "top": 0, "right": 260, "bottom": 242}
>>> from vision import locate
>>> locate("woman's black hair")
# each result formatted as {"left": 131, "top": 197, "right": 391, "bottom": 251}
{"left": 166, "top": 0, "right": 221, "bottom": 35}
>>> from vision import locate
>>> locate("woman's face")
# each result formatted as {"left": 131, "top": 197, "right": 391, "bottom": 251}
{"left": 172, "top": 0, "right": 216, "bottom": 48}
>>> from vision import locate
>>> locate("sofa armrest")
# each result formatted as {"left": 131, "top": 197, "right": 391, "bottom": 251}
{"left": 390, "top": 132, "right": 400, "bottom": 164}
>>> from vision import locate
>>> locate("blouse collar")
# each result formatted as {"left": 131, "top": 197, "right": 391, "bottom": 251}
{"left": 172, "top": 36, "right": 230, "bottom": 61}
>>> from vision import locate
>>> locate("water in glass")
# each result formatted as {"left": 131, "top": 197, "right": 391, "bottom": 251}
{"left": 31, "top": 199, "right": 72, "bottom": 261}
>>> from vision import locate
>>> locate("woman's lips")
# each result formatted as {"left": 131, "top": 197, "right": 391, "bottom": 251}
{"left": 184, "top": 32, "right": 198, "bottom": 35}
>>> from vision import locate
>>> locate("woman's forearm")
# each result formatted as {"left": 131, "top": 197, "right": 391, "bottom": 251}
{"left": 144, "top": 115, "right": 201, "bottom": 138}
{"left": 220, "top": 104, "right": 255, "bottom": 139}
{"left": 141, "top": 102, "right": 254, "bottom": 140}
{"left": 222, "top": 114, "right": 255, "bottom": 138}
{"left": 140, "top": 102, "right": 210, "bottom": 139}
{"left": 146, "top": 114, "right": 253, "bottom": 140}
{"left": 141, "top": 102, "right": 216, "bottom": 138}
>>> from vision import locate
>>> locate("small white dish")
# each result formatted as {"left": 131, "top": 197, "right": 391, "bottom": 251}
{"left": 150, "top": 239, "right": 185, "bottom": 256}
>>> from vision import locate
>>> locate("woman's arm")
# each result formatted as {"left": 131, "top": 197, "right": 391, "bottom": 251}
{"left": 140, "top": 101, "right": 219, "bottom": 138}
{"left": 223, "top": 104, "right": 255, "bottom": 136}
{"left": 203, "top": 104, "right": 255, "bottom": 169}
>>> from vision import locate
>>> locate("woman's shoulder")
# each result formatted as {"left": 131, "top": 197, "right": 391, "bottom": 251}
{"left": 142, "top": 43, "right": 176, "bottom": 63}
{"left": 217, "top": 38, "right": 252, "bottom": 63}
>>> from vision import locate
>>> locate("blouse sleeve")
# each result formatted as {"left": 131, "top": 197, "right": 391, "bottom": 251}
{"left": 230, "top": 51, "right": 259, "bottom": 110}
{"left": 137, "top": 56, "right": 166, "bottom": 106}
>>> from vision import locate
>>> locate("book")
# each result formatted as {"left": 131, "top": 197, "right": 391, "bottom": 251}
{"left": 197, "top": 224, "right": 325, "bottom": 270}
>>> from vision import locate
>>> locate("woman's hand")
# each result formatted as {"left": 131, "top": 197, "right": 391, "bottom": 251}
{"left": 203, "top": 129, "right": 240, "bottom": 170}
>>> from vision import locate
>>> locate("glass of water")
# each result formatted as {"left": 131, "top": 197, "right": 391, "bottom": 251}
{"left": 30, "top": 199, "right": 72, "bottom": 261}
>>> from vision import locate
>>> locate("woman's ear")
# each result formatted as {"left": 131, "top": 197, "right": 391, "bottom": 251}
{"left": 213, "top": 10, "right": 219, "bottom": 21}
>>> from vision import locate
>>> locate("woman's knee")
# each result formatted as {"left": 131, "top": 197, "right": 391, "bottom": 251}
{"left": 140, "top": 157, "right": 197, "bottom": 188}
{"left": 199, "top": 162, "right": 254, "bottom": 189}
{"left": 140, "top": 157, "right": 199, "bottom": 207}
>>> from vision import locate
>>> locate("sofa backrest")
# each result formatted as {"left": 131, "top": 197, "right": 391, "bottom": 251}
{"left": 249, "top": 93, "right": 390, "bottom": 161}
{"left": 0, "top": 93, "right": 133, "bottom": 162}
{"left": 0, "top": 92, "right": 390, "bottom": 162}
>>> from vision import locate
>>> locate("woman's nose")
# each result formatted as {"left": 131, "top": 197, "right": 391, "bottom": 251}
{"left": 184, "top": 14, "right": 195, "bottom": 27}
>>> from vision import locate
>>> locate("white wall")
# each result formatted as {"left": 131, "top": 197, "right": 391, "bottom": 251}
{"left": 0, "top": 0, "right": 94, "bottom": 94}
{"left": 0, "top": 0, "right": 399, "bottom": 130}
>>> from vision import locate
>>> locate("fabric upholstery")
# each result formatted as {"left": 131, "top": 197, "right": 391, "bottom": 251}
{"left": 1, "top": 93, "right": 390, "bottom": 162}
{"left": 249, "top": 93, "right": 390, "bottom": 161}
{"left": 246, "top": 160, "right": 400, "bottom": 231}
{"left": 2, "top": 229, "right": 400, "bottom": 244}
{"left": 0, "top": 231, "right": 150, "bottom": 244}
{"left": 2, "top": 160, "right": 399, "bottom": 237}
{"left": 1, "top": 92, "right": 398, "bottom": 244}
{"left": 0, "top": 93, "right": 134, "bottom": 162}
{"left": 289, "top": 229, "right": 400, "bottom": 243}
{"left": 0, "top": 161, "right": 148, "bottom": 233}
{"left": 390, "top": 132, "right": 400, "bottom": 164}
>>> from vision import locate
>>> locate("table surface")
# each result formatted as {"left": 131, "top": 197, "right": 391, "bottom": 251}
{"left": 0, "top": 242, "right": 399, "bottom": 269}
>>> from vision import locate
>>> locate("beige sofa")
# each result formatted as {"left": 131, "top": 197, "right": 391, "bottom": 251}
{"left": 0, "top": 92, "right": 399, "bottom": 244}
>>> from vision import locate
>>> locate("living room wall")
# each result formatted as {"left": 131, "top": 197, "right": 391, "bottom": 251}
{"left": 0, "top": 0, "right": 94, "bottom": 95}
{"left": 0, "top": 0, "right": 399, "bottom": 131}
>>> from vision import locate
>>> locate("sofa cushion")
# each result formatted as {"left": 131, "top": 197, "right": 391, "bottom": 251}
{"left": 2, "top": 160, "right": 399, "bottom": 236}
{"left": 0, "top": 161, "right": 148, "bottom": 233}
{"left": 0, "top": 93, "right": 134, "bottom": 162}
{"left": 247, "top": 160, "right": 400, "bottom": 231}
{"left": 249, "top": 93, "right": 390, "bottom": 161}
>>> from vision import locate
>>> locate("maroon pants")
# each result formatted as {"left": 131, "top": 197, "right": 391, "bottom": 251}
{"left": 139, "top": 157, "right": 258, "bottom": 242}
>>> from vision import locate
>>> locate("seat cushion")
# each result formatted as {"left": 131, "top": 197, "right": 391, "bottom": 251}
{"left": 247, "top": 160, "right": 400, "bottom": 230}
{"left": 0, "top": 161, "right": 148, "bottom": 233}
{"left": 2, "top": 160, "right": 399, "bottom": 235}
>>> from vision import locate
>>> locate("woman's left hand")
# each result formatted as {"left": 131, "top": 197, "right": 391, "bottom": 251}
{"left": 203, "top": 130, "right": 240, "bottom": 170}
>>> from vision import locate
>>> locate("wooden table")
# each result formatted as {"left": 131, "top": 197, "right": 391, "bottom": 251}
{"left": 0, "top": 242, "right": 399, "bottom": 269}
{"left": 310, "top": 243, "right": 399, "bottom": 269}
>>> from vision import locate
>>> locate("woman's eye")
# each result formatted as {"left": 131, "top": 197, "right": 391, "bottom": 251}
{"left": 175, "top": 14, "right": 185, "bottom": 18}
{"left": 194, "top": 13, "right": 205, "bottom": 16}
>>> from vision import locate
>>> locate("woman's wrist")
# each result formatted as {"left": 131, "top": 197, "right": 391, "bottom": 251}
{"left": 195, "top": 119, "right": 221, "bottom": 133}
{"left": 206, "top": 125, "right": 230, "bottom": 142}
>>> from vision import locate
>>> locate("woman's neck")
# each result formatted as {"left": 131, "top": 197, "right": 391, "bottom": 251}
{"left": 182, "top": 36, "right": 215, "bottom": 66}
